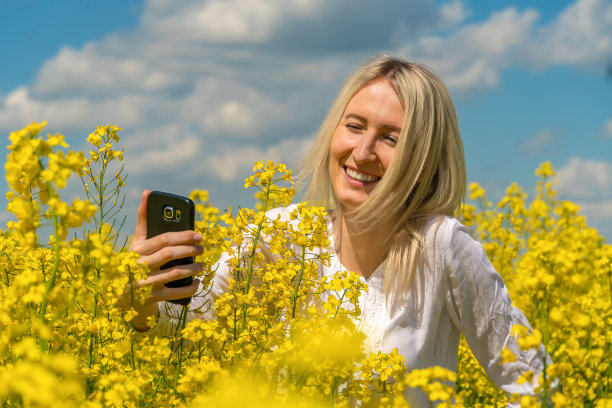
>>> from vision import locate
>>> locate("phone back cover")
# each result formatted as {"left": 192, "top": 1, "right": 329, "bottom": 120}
{"left": 146, "top": 191, "right": 195, "bottom": 269}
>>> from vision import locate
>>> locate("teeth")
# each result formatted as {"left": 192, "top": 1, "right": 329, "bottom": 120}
{"left": 345, "top": 167, "right": 380, "bottom": 182}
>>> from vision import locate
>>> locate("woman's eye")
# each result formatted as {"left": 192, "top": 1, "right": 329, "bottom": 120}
{"left": 346, "top": 124, "right": 363, "bottom": 132}
{"left": 383, "top": 134, "right": 398, "bottom": 145}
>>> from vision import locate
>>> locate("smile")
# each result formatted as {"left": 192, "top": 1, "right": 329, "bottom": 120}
{"left": 345, "top": 167, "right": 381, "bottom": 183}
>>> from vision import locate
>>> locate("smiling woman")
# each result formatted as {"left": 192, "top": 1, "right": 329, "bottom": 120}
{"left": 329, "top": 77, "right": 403, "bottom": 212}
{"left": 302, "top": 57, "right": 466, "bottom": 289}
{"left": 124, "top": 55, "right": 551, "bottom": 407}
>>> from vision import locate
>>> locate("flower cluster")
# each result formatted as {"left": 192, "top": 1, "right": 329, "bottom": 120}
{"left": 459, "top": 162, "right": 611, "bottom": 407}
{"left": 1, "top": 123, "right": 610, "bottom": 407}
{"left": 5, "top": 122, "right": 94, "bottom": 246}
{"left": 82, "top": 125, "right": 127, "bottom": 247}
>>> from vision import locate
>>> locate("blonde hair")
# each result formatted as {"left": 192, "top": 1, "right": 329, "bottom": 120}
{"left": 300, "top": 55, "right": 466, "bottom": 303}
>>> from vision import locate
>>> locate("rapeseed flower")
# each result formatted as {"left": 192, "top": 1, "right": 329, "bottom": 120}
{"left": 1, "top": 124, "right": 610, "bottom": 407}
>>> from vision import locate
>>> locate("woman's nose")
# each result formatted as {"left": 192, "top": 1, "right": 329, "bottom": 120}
{"left": 353, "top": 134, "right": 377, "bottom": 163}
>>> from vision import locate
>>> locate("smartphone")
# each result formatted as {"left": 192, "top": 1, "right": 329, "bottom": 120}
{"left": 146, "top": 191, "right": 196, "bottom": 306}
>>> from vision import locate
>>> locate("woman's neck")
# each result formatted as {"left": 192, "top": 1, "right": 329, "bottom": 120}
{"left": 334, "top": 212, "right": 395, "bottom": 279}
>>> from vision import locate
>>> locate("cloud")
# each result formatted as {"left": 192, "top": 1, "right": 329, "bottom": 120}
{"left": 602, "top": 119, "right": 612, "bottom": 139}
{"left": 4, "top": 0, "right": 609, "bottom": 140}
{"left": 556, "top": 157, "right": 612, "bottom": 200}
{"left": 525, "top": 0, "right": 612, "bottom": 70}
{"left": 0, "top": 87, "right": 153, "bottom": 133}
{"left": 555, "top": 157, "right": 612, "bottom": 239}
{"left": 125, "top": 135, "right": 204, "bottom": 174}
{"left": 200, "top": 136, "right": 313, "bottom": 182}
{"left": 399, "top": 7, "right": 540, "bottom": 91}
{"left": 33, "top": 46, "right": 184, "bottom": 98}
{"left": 1, "top": 0, "right": 469, "bottom": 179}
{"left": 520, "top": 130, "right": 557, "bottom": 157}
{"left": 578, "top": 199, "right": 612, "bottom": 223}
{"left": 397, "top": 0, "right": 612, "bottom": 92}
{"left": 439, "top": 0, "right": 470, "bottom": 25}
{"left": 179, "top": 77, "right": 298, "bottom": 139}
{"left": 569, "top": 198, "right": 612, "bottom": 241}
{"left": 142, "top": 0, "right": 325, "bottom": 44}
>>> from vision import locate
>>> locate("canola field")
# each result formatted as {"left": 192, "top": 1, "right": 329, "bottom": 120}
{"left": 0, "top": 123, "right": 610, "bottom": 407}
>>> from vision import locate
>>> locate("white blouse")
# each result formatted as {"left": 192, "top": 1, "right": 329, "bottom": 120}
{"left": 150, "top": 205, "right": 547, "bottom": 407}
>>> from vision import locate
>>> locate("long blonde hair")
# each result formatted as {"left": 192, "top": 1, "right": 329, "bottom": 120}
{"left": 300, "top": 55, "right": 466, "bottom": 303}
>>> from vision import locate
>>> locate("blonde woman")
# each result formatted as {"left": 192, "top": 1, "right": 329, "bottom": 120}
{"left": 125, "top": 56, "right": 548, "bottom": 406}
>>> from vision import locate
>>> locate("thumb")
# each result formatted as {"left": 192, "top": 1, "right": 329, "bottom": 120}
{"left": 133, "top": 190, "right": 151, "bottom": 242}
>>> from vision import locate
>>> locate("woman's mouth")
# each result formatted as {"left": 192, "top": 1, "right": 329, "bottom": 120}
{"left": 344, "top": 167, "right": 381, "bottom": 183}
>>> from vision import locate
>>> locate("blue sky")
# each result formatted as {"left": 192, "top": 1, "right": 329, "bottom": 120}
{"left": 1, "top": 0, "right": 611, "bottom": 241}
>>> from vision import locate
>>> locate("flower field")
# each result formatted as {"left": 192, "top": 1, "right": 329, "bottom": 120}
{"left": 0, "top": 123, "right": 610, "bottom": 407}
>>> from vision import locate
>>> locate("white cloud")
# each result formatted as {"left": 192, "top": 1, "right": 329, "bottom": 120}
{"left": 525, "top": 0, "right": 612, "bottom": 69}
{"left": 34, "top": 45, "right": 183, "bottom": 97}
{"left": 397, "top": 0, "right": 612, "bottom": 92}
{"left": 602, "top": 119, "right": 612, "bottom": 139}
{"left": 520, "top": 130, "right": 556, "bottom": 157}
{"left": 8, "top": 0, "right": 608, "bottom": 144}
{"left": 556, "top": 157, "right": 612, "bottom": 200}
{"left": 179, "top": 77, "right": 295, "bottom": 138}
{"left": 400, "top": 8, "right": 539, "bottom": 91}
{"left": 577, "top": 199, "right": 612, "bottom": 223}
{"left": 567, "top": 198, "right": 612, "bottom": 241}
{"left": 440, "top": 0, "right": 469, "bottom": 25}
{"left": 126, "top": 137, "right": 203, "bottom": 174}
{"left": 142, "top": 0, "right": 324, "bottom": 43}
{"left": 555, "top": 157, "right": 612, "bottom": 240}
{"left": 202, "top": 136, "right": 312, "bottom": 182}
{"left": 0, "top": 87, "right": 153, "bottom": 132}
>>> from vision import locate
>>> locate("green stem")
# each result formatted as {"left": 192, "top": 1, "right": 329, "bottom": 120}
{"left": 239, "top": 184, "right": 271, "bottom": 332}
{"left": 39, "top": 184, "right": 61, "bottom": 351}
{"left": 291, "top": 246, "right": 307, "bottom": 319}
{"left": 96, "top": 154, "right": 107, "bottom": 233}
{"left": 127, "top": 266, "right": 137, "bottom": 370}
{"left": 87, "top": 264, "right": 101, "bottom": 369}
{"left": 233, "top": 306, "right": 239, "bottom": 341}
{"left": 173, "top": 305, "right": 189, "bottom": 396}
{"left": 3, "top": 253, "right": 11, "bottom": 285}
{"left": 332, "top": 290, "right": 347, "bottom": 321}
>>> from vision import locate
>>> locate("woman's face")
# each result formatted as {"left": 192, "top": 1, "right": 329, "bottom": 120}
{"left": 330, "top": 77, "right": 405, "bottom": 210}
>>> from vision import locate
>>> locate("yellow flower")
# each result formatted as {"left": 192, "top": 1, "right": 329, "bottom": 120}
{"left": 87, "top": 132, "right": 101, "bottom": 148}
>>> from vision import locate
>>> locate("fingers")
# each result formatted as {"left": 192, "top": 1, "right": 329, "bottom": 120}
{"left": 144, "top": 262, "right": 204, "bottom": 287}
{"left": 146, "top": 245, "right": 203, "bottom": 271}
{"left": 131, "top": 190, "right": 151, "bottom": 245}
{"left": 124, "top": 263, "right": 202, "bottom": 305}
{"left": 132, "top": 230, "right": 203, "bottom": 257}
{"left": 130, "top": 231, "right": 203, "bottom": 273}
{"left": 151, "top": 278, "right": 201, "bottom": 303}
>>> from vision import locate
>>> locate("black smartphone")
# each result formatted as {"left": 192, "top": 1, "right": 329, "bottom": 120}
{"left": 146, "top": 191, "right": 195, "bottom": 306}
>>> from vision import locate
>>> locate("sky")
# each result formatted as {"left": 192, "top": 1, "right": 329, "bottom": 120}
{"left": 1, "top": 0, "right": 611, "bottom": 242}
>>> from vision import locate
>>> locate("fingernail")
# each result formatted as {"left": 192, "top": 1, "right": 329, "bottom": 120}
{"left": 196, "top": 245, "right": 204, "bottom": 254}
{"left": 197, "top": 262, "right": 203, "bottom": 270}
{"left": 193, "top": 233, "right": 202, "bottom": 241}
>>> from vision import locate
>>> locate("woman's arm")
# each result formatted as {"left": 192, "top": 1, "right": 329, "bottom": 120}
{"left": 119, "top": 190, "right": 204, "bottom": 332}
{"left": 443, "top": 220, "right": 550, "bottom": 400}
{"left": 120, "top": 193, "right": 292, "bottom": 334}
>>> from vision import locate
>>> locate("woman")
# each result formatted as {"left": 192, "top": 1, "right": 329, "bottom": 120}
{"left": 125, "top": 56, "right": 547, "bottom": 406}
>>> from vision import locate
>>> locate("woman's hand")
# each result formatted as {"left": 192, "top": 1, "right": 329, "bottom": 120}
{"left": 121, "top": 190, "right": 203, "bottom": 331}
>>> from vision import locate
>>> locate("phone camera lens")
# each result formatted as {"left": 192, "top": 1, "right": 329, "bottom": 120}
{"left": 163, "top": 206, "right": 174, "bottom": 220}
